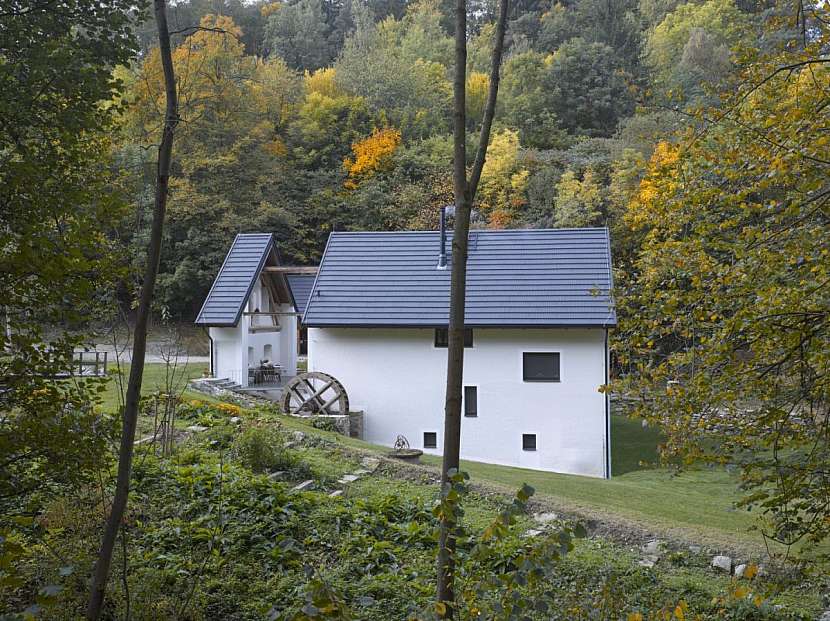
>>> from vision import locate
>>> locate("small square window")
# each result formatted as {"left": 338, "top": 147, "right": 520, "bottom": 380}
{"left": 423, "top": 432, "right": 437, "bottom": 449}
{"left": 522, "top": 434, "right": 537, "bottom": 451}
{"left": 522, "top": 352, "right": 560, "bottom": 382}
{"left": 464, "top": 386, "right": 477, "bottom": 417}
{"left": 434, "top": 328, "right": 473, "bottom": 348}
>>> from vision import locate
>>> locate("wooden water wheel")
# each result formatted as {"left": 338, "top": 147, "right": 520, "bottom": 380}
{"left": 282, "top": 371, "right": 349, "bottom": 416}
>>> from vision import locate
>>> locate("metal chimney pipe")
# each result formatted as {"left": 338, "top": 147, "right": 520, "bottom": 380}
{"left": 437, "top": 206, "right": 447, "bottom": 269}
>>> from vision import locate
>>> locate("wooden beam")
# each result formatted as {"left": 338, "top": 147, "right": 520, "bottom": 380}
{"left": 262, "top": 266, "right": 319, "bottom": 274}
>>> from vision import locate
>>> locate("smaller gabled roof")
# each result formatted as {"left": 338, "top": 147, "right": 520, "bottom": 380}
{"left": 287, "top": 274, "right": 315, "bottom": 317}
{"left": 195, "top": 233, "right": 275, "bottom": 327}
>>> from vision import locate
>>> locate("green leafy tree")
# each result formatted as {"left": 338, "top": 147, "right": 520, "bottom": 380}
{"left": 0, "top": 0, "right": 141, "bottom": 610}
{"left": 334, "top": 0, "right": 453, "bottom": 138}
{"left": 544, "top": 38, "right": 635, "bottom": 136}
{"left": 616, "top": 33, "right": 830, "bottom": 547}
{"left": 553, "top": 168, "right": 603, "bottom": 228}
{"left": 645, "top": 0, "right": 745, "bottom": 94}
{"left": 265, "top": 0, "right": 333, "bottom": 71}
{"left": 499, "top": 51, "right": 569, "bottom": 149}
{"left": 0, "top": 0, "right": 140, "bottom": 497}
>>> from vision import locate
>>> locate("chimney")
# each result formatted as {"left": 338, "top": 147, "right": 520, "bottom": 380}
{"left": 437, "top": 206, "right": 448, "bottom": 269}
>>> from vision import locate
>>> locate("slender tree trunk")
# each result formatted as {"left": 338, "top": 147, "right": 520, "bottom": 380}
{"left": 86, "top": 2, "right": 177, "bottom": 618}
{"left": 436, "top": 0, "right": 509, "bottom": 616}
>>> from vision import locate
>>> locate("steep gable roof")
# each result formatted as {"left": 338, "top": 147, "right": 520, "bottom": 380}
{"left": 195, "top": 233, "right": 275, "bottom": 327}
{"left": 303, "top": 228, "right": 615, "bottom": 328}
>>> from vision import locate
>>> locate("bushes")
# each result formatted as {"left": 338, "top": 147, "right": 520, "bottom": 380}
{"left": 233, "top": 425, "right": 309, "bottom": 478}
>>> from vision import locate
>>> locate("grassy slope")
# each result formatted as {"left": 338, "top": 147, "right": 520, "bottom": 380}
{"left": 280, "top": 414, "right": 760, "bottom": 551}
{"left": 100, "top": 365, "right": 756, "bottom": 551}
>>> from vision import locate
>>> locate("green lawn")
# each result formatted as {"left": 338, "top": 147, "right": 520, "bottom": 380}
{"left": 275, "top": 413, "right": 765, "bottom": 552}
{"left": 415, "top": 417, "right": 757, "bottom": 551}
{"left": 97, "top": 361, "right": 210, "bottom": 413}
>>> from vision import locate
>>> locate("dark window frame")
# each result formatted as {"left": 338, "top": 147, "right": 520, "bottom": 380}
{"left": 522, "top": 434, "right": 537, "bottom": 451}
{"left": 434, "top": 328, "right": 473, "bottom": 348}
{"left": 522, "top": 352, "right": 561, "bottom": 382}
{"left": 423, "top": 432, "right": 437, "bottom": 449}
{"left": 463, "top": 385, "right": 478, "bottom": 417}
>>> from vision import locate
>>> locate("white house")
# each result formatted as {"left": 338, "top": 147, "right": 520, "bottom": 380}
{"left": 303, "top": 227, "right": 616, "bottom": 478}
{"left": 194, "top": 233, "right": 315, "bottom": 389}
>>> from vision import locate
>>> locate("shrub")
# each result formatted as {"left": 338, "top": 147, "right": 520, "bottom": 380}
{"left": 232, "top": 426, "right": 310, "bottom": 478}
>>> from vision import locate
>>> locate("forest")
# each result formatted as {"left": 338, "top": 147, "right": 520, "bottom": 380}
{"left": 116, "top": 0, "right": 779, "bottom": 319}
{"left": 2, "top": 0, "right": 829, "bottom": 617}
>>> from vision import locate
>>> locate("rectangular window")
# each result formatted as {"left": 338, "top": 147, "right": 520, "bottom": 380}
{"left": 522, "top": 434, "right": 537, "bottom": 451}
{"left": 423, "top": 432, "right": 437, "bottom": 449}
{"left": 522, "top": 352, "right": 560, "bottom": 382}
{"left": 434, "top": 328, "right": 473, "bottom": 348}
{"left": 464, "top": 386, "right": 478, "bottom": 417}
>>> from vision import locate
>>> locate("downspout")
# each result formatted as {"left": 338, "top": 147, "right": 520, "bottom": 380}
{"left": 604, "top": 327, "right": 611, "bottom": 479}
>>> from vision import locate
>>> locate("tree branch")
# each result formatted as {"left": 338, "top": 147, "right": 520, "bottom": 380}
{"left": 468, "top": 0, "right": 510, "bottom": 199}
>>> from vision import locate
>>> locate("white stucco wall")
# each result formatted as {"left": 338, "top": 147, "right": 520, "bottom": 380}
{"left": 308, "top": 327, "right": 609, "bottom": 478}
{"left": 211, "top": 323, "right": 247, "bottom": 385}
{"left": 209, "top": 293, "right": 299, "bottom": 386}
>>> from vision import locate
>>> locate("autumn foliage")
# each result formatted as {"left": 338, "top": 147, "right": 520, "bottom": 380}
{"left": 343, "top": 127, "right": 402, "bottom": 189}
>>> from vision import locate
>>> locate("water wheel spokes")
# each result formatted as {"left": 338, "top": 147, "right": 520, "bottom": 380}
{"left": 282, "top": 371, "right": 349, "bottom": 416}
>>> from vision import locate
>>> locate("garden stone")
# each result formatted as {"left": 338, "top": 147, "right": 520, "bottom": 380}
{"left": 689, "top": 545, "right": 702, "bottom": 554}
{"left": 818, "top": 611, "right": 830, "bottom": 621}
{"left": 712, "top": 555, "right": 732, "bottom": 573}
{"left": 338, "top": 474, "right": 359, "bottom": 484}
{"left": 268, "top": 471, "right": 286, "bottom": 480}
{"left": 638, "top": 556, "right": 657, "bottom": 568}
{"left": 361, "top": 456, "right": 381, "bottom": 472}
{"left": 522, "top": 529, "right": 543, "bottom": 538}
{"left": 533, "top": 512, "right": 558, "bottom": 525}
{"left": 329, "top": 490, "right": 343, "bottom": 498}
{"left": 353, "top": 468, "right": 370, "bottom": 476}
{"left": 229, "top": 416, "right": 241, "bottom": 424}
{"left": 642, "top": 540, "right": 662, "bottom": 556}
{"left": 186, "top": 425, "right": 208, "bottom": 432}
{"left": 291, "top": 480, "right": 314, "bottom": 492}
{"left": 291, "top": 431, "right": 306, "bottom": 443}
{"left": 734, "top": 564, "right": 748, "bottom": 578}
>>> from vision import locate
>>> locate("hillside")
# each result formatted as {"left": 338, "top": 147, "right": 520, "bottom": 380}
{"left": 3, "top": 397, "right": 824, "bottom": 619}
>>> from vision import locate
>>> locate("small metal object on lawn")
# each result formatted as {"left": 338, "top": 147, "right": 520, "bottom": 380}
{"left": 388, "top": 435, "right": 423, "bottom": 463}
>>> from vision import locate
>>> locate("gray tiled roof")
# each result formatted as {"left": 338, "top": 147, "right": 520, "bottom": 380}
{"left": 195, "top": 233, "right": 274, "bottom": 327}
{"left": 287, "top": 274, "right": 315, "bottom": 317}
{"left": 303, "top": 228, "right": 615, "bottom": 328}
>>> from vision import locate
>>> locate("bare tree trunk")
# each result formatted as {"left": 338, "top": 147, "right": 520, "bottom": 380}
{"left": 436, "top": 0, "right": 509, "bottom": 616}
{"left": 86, "top": 2, "right": 177, "bottom": 618}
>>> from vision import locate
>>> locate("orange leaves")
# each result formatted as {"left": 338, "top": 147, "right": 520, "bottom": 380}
{"left": 343, "top": 127, "right": 401, "bottom": 189}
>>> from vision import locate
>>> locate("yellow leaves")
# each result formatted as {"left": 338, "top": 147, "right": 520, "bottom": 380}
{"left": 477, "top": 129, "right": 528, "bottom": 227}
{"left": 263, "top": 138, "right": 288, "bottom": 157}
{"left": 434, "top": 601, "right": 447, "bottom": 617}
{"left": 304, "top": 68, "right": 340, "bottom": 98}
{"left": 743, "top": 563, "right": 758, "bottom": 579}
{"left": 343, "top": 127, "right": 402, "bottom": 189}
{"left": 625, "top": 141, "right": 681, "bottom": 231}
{"left": 216, "top": 402, "right": 242, "bottom": 416}
{"left": 260, "top": 1, "right": 282, "bottom": 17}
{"left": 628, "top": 613, "right": 644, "bottom": 621}
{"left": 466, "top": 71, "right": 489, "bottom": 125}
